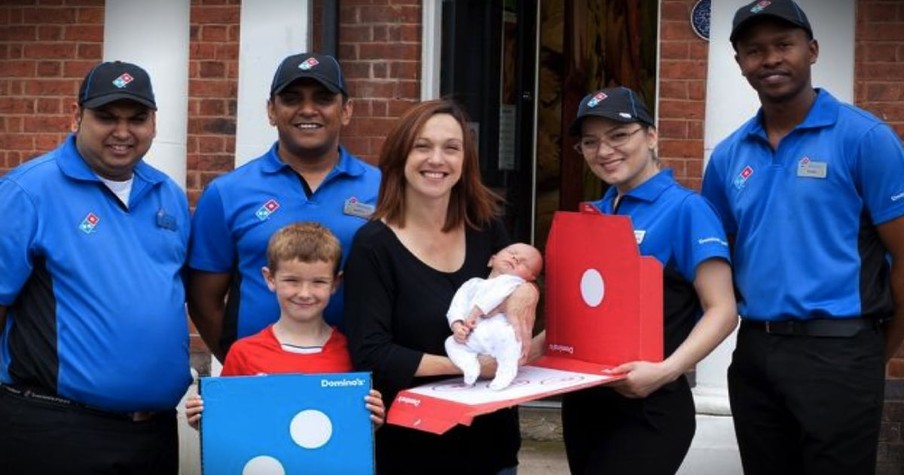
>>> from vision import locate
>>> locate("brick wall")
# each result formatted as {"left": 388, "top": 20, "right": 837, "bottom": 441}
{"left": 657, "top": 0, "right": 707, "bottom": 191}
{"left": 0, "top": 0, "right": 104, "bottom": 176}
{"left": 186, "top": 0, "right": 240, "bottom": 207}
{"left": 332, "top": 0, "right": 421, "bottom": 165}
{"left": 856, "top": 2, "right": 904, "bottom": 472}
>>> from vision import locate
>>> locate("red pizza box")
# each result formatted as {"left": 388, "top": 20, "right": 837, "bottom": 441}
{"left": 388, "top": 211, "right": 663, "bottom": 434}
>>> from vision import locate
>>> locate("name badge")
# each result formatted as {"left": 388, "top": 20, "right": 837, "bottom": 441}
{"left": 343, "top": 197, "right": 375, "bottom": 218}
{"left": 797, "top": 157, "right": 827, "bottom": 179}
{"left": 156, "top": 209, "right": 177, "bottom": 231}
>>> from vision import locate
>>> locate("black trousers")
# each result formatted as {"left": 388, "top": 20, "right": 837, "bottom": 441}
{"left": 561, "top": 376, "right": 695, "bottom": 475}
{"left": 729, "top": 323, "right": 885, "bottom": 475}
{"left": 0, "top": 386, "right": 179, "bottom": 475}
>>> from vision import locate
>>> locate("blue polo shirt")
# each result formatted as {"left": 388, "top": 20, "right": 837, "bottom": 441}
{"left": 0, "top": 134, "right": 192, "bottom": 412}
{"left": 702, "top": 89, "right": 904, "bottom": 321}
{"left": 589, "top": 169, "right": 730, "bottom": 354}
{"left": 189, "top": 144, "right": 380, "bottom": 351}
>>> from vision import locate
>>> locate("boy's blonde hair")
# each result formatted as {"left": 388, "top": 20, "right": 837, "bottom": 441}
{"left": 266, "top": 222, "right": 342, "bottom": 274}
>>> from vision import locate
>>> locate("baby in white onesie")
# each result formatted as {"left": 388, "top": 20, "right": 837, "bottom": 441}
{"left": 445, "top": 243, "right": 543, "bottom": 390}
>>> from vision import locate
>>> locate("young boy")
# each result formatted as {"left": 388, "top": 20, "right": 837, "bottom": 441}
{"left": 186, "top": 222, "right": 384, "bottom": 428}
{"left": 445, "top": 242, "right": 543, "bottom": 390}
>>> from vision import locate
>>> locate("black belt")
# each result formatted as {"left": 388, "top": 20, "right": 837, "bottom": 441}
{"left": 741, "top": 318, "right": 879, "bottom": 338}
{"left": 0, "top": 383, "right": 162, "bottom": 422}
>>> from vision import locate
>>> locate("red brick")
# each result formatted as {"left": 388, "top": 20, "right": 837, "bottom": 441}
{"left": 659, "top": 99, "right": 705, "bottom": 120}
{"left": 23, "top": 114, "right": 70, "bottom": 132}
{"left": 191, "top": 5, "right": 240, "bottom": 24}
{"left": 200, "top": 24, "right": 229, "bottom": 42}
{"left": 659, "top": 60, "right": 707, "bottom": 80}
{"left": 657, "top": 119, "right": 688, "bottom": 139}
{"left": 36, "top": 25, "right": 62, "bottom": 40}
{"left": 2, "top": 60, "right": 34, "bottom": 77}
{"left": 659, "top": 80, "right": 688, "bottom": 100}
{"left": 344, "top": 25, "right": 372, "bottom": 43}
{"left": 35, "top": 60, "right": 61, "bottom": 77}
{"left": 35, "top": 97, "right": 61, "bottom": 114}
{"left": 860, "top": 3, "right": 899, "bottom": 23}
{"left": 75, "top": 6, "right": 105, "bottom": 24}
{"left": 64, "top": 24, "right": 101, "bottom": 41}
{"left": 660, "top": 20, "right": 696, "bottom": 42}
{"left": 0, "top": 25, "right": 37, "bottom": 41}
{"left": 22, "top": 7, "right": 76, "bottom": 24}
{"left": 659, "top": 139, "right": 703, "bottom": 159}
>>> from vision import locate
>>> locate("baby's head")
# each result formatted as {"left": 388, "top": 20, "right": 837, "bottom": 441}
{"left": 488, "top": 243, "right": 543, "bottom": 281}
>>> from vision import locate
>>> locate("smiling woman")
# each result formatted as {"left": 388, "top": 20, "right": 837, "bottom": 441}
{"left": 344, "top": 99, "right": 540, "bottom": 475}
{"left": 559, "top": 85, "right": 737, "bottom": 475}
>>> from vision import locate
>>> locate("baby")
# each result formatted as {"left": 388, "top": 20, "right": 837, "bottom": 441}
{"left": 445, "top": 243, "right": 543, "bottom": 390}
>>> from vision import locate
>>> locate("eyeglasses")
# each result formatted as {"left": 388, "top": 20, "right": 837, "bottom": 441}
{"left": 573, "top": 127, "right": 645, "bottom": 155}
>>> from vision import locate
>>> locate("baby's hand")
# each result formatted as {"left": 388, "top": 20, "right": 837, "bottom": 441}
{"left": 365, "top": 389, "right": 386, "bottom": 429}
{"left": 185, "top": 395, "right": 204, "bottom": 431}
{"left": 452, "top": 320, "right": 471, "bottom": 344}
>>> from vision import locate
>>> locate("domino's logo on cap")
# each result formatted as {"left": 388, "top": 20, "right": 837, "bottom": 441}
{"left": 750, "top": 1, "right": 772, "bottom": 14}
{"left": 299, "top": 57, "right": 319, "bottom": 71}
{"left": 112, "top": 73, "right": 134, "bottom": 89}
{"left": 586, "top": 92, "right": 608, "bottom": 109}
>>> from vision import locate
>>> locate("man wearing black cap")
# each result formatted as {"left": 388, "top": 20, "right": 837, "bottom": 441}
{"left": 702, "top": 1, "right": 904, "bottom": 473}
{"left": 0, "top": 61, "right": 191, "bottom": 474}
{"left": 188, "top": 52, "right": 381, "bottom": 362}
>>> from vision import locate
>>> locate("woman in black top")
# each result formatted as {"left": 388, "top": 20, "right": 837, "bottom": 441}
{"left": 344, "top": 99, "right": 538, "bottom": 475}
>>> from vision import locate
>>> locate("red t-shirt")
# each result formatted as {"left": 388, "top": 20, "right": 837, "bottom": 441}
{"left": 221, "top": 325, "right": 353, "bottom": 376}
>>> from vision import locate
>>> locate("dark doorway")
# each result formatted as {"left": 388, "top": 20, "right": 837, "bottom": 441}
{"left": 440, "top": 0, "right": 537, "bottom": 245}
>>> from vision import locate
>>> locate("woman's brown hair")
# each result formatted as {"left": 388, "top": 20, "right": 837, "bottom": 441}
{"left": 371, "top": 99, "right": 501, "bottom": 231}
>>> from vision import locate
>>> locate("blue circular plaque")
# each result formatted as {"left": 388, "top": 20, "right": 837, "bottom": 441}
{"left": 691, "top": 0, "right": 711, "bottom": 41}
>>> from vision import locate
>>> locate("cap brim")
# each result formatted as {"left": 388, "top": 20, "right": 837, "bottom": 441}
{"left": 81, "top": 93, "right": 157, "bottom": 110}
{"left": 569, "top": 110, "right": 647, "bottom": 136}
{"left": 272, "top": 73, "right": 345, "bottom": 96}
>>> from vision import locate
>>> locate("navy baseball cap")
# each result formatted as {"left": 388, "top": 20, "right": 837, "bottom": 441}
{"left": 569, "top": 87, "right": 654, "bottom": 136}
{"left": 78, "top": 61, "right": 156, "bottom": 110}
{"left": 270, "top": 52, "right": 347, "bottom": 97}
{"left": 730, "top": 0, "right": 813, "bottom": 46}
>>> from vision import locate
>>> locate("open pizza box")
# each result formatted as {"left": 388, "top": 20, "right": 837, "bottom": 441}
{"left": 387, "top": 210, "right": 663, "bottom": 434}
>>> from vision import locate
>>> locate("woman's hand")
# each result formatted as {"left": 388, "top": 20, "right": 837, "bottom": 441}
{"left": 501, "top": 282, "right": 540, "bottom": 364}
{"left": 366, "top": 389, "right": 386, "bottom": 429}
{"left": 185, "top": 395, "right": 204, "bottom": 431}
{"left": 606, "top": 360, "right": 679, "bottom": 399}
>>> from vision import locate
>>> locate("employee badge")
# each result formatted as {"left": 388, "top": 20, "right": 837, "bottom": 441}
{"left": 343, "top": 197, "right": 375, "bottom": 218}
{"left": 797, "top": 156, "right": 827, "bottom": 178}
{"left": 156, "top": 209, "right": 177, "bottom": 230}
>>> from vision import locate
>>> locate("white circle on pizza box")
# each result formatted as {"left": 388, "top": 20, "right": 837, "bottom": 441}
{"left": 581, "top": 269, "right": 605, "bottom": 307}
{"left": 290, "top": 409, "right": 333, "bottom": 449}
{"left": 243, "top": 455, "right": 285, "bottom": 475}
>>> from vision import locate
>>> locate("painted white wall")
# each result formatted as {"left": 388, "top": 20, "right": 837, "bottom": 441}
{"left": 421, "top": 0, "right": 442, "bottom": 100}
{"left": 103, "top": 0, "right": 190, "bottom": 188}
{"left": 234, "top": 0, "right": 312, "bottom": 167}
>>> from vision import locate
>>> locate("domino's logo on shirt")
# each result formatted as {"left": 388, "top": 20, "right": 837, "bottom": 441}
{"left": 79, "top": 212, "right": 100, "bottom": 234}
{"left": 733, "top": 165, "right": 754, "bottom": 190}
{"left": 255, "top": 199, "right": 280, "bottom": 221}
